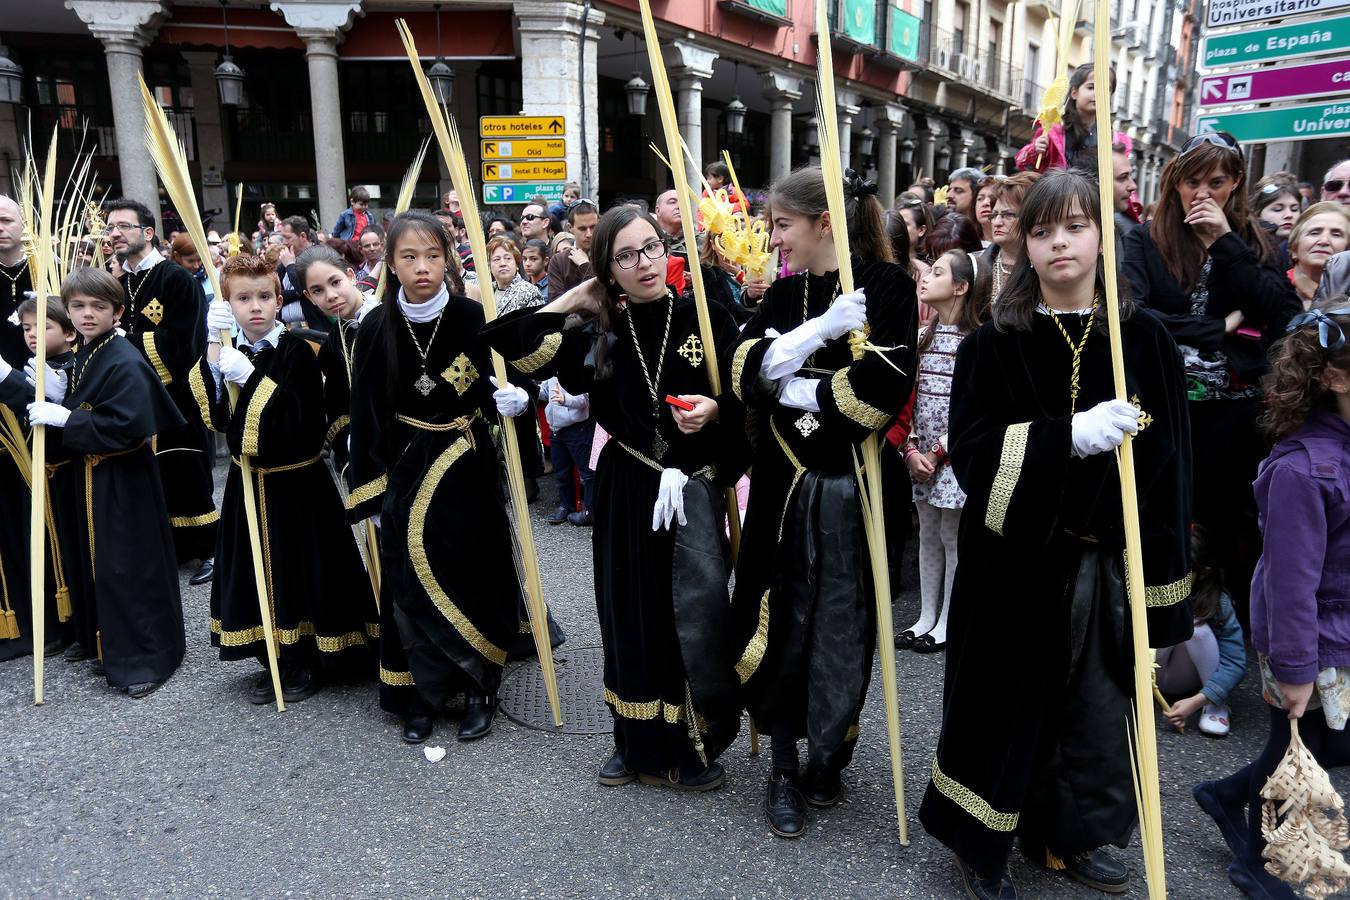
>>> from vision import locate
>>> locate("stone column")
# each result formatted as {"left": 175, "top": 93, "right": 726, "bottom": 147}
{"left": 271, "top": 2, "right": 361, "bottom": 232}
{"left": 181, "top": 51, "right": 229, "bottom": 222}
{"left": 954, "top": 127, "right": 975, "bottom": 169}
{"left": 516, "top": 0, "right": 605, "bottom": 198}
{"left": 66, "top": 0, "right": 170, "bottom": 229}
{"left": 760, "top": 69, "right": 802, "bottom": 186}
{"left": 836, "top": 89, "right": 860, "bottom": 168}
{"left": 874, "top": 104, "right": 905, "bottom": 207}
{"left": 916, "top": 118, "right": 944, "bottom": 182}
{"left": 0, "top": 98, "right": 23, "bottom": 200}
{"left": 663, "top": 41, "right": 718, "bottom": 188}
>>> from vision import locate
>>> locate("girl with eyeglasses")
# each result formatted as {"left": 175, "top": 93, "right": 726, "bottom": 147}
{"left": 1195, "top": 298, "right": 1350, "bottom": 899}
{"left": 483, "top": 204, "right": 746, "bottom": 793}
{"left": 979, "top": 171, "right": 1040, "bottom": 302}
{"left": 1122, "top": 131, "right": 1302, "bottom": 620}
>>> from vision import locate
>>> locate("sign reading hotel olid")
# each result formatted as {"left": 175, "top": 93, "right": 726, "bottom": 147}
{"left": 1201, "top": 14, "right": 1350, "bottom": 68}
{"left": 1206, "top": 0, "right": 1350, "bottom": 29}
{"left": 1199, "top": 56, "right": 1350, "bottom": 106}
{"left": 480, "top": 138, "right": 567, "bottom": 161}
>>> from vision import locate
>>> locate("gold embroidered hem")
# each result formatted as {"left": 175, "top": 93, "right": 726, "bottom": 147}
{"left": 241, "top": 376, "right": 277, "bottom": 456}
{"left": 730, "top": 338, "right": 765, "bottom": 401}
{"left": 346, "top": 474, "right": 388, "bottom": 510}
{"left": 325, "top": 414, "right": 350, "bottom": 446}
{"left": 735, "top": 590, "right": 769, "bottom": 684}
{"left": 930, "top": 757, "right": 1019, "bottom": 832}
{"left": 188, "top": 363, "right": 213, "bottom": 429}
{"left": 985, "top": 422, "right": 1029, "bottom": 537}
{"left": 379, "top": 665, "right": 415, "bottom": 687}
{"left": 143, "top": 333, "right": 173, "bottom": 386}
{"left": 210, "top": 617, "right": 373, "bottom": 653}
{"left": 170, "top": 509, "right": 220, "bottom": 528}
{"left": 602, "top": 686, "right": 709, "bottom": 731}
{"left": 830, "top": 367, "right": 890, "bottom": 430}
{"left": 512, "top": 332, "right": 562, "bottom": 374}
{"left": 408, "top": 436, "right": 508, "bottom": 666}
{"left": 1143, "top": 571, "right": 1194, "bottom": 608}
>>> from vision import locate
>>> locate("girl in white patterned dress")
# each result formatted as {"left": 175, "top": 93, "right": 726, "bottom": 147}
{"left": 898, "top": 250, "right": 991, "bottom": 652}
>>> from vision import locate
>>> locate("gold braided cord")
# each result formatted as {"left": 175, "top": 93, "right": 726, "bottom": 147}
{"left": 345, "top": 474, "right": 387, "bottom": 511}
{"left": 985, "top": 422, "right": 1030, "bottom": 536}
{"left": 79, "top": 441, "right": 146, "bottom": 578}
{"left": 511, "top": 332, "right": 562, "bottom": 374}
{"left": 729, "top": 337, "right": 764, "bottom": 402}
{"left": 396, "top": 411, "right": 480, "bottom": 433}
{"left": 0, "top": 545, "right": 15, "bottom": 639}
{"left": 930, "top": 757, "right": 1020, "bottom": 833}
{"left": 241, "top": 376, "right": 277, "bottom": 457}
{"left": 735, "top": 590, "right": 770, "bottom": 684}
{"left": 325, "top": 415, "right": 350, "bottom": 446}
{"left": 830, "top": 367, "right": 891, "bottom": 430}
{"left": 769, "top": 417, "right": 807, "bottom": 544}
{"left": 142, "top": 332, "right": 174, "bottom": 386}
{"left": 169, "top": 510, "right": 221, "bottom": 528}
{"left": 1044, "top": 298, "right": 1098, "bottom": 414}
{"left": 408, "top": 436, "right": 507, "bottom": 666}
{"left": 229, "top": 454, "right": 321, "bottom": 476}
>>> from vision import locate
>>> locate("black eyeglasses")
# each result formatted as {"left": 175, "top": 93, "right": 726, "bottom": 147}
{"left": 1326, "top": 180, "right": 1348, "bottom": 194}
{"left": 1180, "top": 132, "right": 1240, "bottom": 157}
{"left": 612, "top": 238, "right": 666, "bottom": 269}
{"left": 520, "top": 213, "right": 547, "bottom": 222}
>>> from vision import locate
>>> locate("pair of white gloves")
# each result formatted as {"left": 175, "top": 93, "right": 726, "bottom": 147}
{"left": 762, "top": 289, "right": 869, "bottom": 412}
{"left": 19, "top": 356, "right": 71, "bottom": 428}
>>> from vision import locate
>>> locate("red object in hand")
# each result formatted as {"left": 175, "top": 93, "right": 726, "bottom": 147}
{"left": 665, "top": 395, "right": 696, "bottom": 411}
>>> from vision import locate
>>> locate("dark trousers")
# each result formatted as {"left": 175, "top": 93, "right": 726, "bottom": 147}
{"left": 550, "top": 420, "right": 595, "bottom": 511}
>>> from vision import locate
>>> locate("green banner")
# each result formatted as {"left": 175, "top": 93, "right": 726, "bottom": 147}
{"left": 1195, "top": 100, "right": 1350, "bottom": 144}
{"left": 840, "top": 0, "right": 878, "bottom": 46}
{"left": 742, "top": 0, "right": 789, "bottom": 16}
{"left": 888, "top": 5, "right": 921, "bottom": 61}
{"left": 1201, "top": 14, "right": 1350, "bottom": 68}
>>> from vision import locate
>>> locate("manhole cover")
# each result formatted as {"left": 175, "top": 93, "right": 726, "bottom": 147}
{"left": 499, "top": 645, "right": 612, "bottom": 735}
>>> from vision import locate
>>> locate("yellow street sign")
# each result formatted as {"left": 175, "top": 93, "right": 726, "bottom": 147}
{"left": 481, "top": 138, "right": 568, "bottom": 160}
{"left": 479, "top": 115, "right": 566, "bottom": 138}
{"left": 482, "top": 160, "right": 568, "bottom": 182}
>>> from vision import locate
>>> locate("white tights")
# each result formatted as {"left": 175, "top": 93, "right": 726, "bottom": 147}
{"left": 908, "top": 500, "right": 961, "bottom": 644}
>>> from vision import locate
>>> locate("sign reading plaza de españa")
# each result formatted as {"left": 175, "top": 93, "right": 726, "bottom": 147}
{"left": 1201, "top": 14, "right": 1350, "bottom": 68}
{"left": 478, "top": 116, "right": 569, "bottom": 205}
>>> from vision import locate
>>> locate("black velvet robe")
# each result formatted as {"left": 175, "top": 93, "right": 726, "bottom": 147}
{"left": 483, "top": 291, "right": 747, "bottom": 776}
{"left": 348, "top": 297, "right": 521, "bottom": 711}
{"left": 0, "top": 352, "right": 75, "bottom": 661}
{"left": 51, "top": 332, "right": 186, "bottom": 689}
{"left": 918, "top": 307, "right": 1194, "bottom": 876}
{"left": 188, "top": 331, "right": 378, "bottom": 669}
{"left": 728, "top": 262, "right": 918, "bottom": 773}
{"left": 119, "top": 258, "right": 218, "bottom": 561}
{"left": 0, "top": 259, "right": 33, "bottom": 369}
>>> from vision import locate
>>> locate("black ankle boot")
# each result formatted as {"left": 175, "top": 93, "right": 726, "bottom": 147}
{"left": 765, "top": 771, "right": 806, "bottom": 838}
{"left": 457, "top": 694, "right": 498, "bottom": 741}
{"left": 597, "top": 750, "right": 635, "bottom": 786}
{"left": 954, "top": 854, "right": 1018, "bottom": 900}
{"left": 802, "top": 766, "right": 844, "bottom": 807}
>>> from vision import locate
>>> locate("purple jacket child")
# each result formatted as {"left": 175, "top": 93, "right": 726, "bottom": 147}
{"left": 1250, "top": 409, "right": 1350, "bottom": 685}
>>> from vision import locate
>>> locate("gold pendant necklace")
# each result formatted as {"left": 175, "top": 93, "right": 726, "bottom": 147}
{"left": 625, "top": 292, "right": 674, "bottom": 458}
{"left": 0, "top": 258, "right": 28, "bottom": 296}
{"left": 1044, "top": 296, "right": 1098, "bottom": 414}
{"left": 402, "top": 308, "right": 446, "bottom": 397}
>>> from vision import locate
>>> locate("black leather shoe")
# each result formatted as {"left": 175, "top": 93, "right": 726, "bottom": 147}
{"left": 913, "top": 633, "right": 947, "bottom": 654}
{"left": 189, "top": 558, "right": 215, "bottom": 585}
{"left": 63, "top": 641, "right": 90, "bottom": 662}
{"left": 567, "top": 509, "right": 593, "bottom": 526}
{"left": 954, "top": 854, "right": 1018, "bottom": 900}
{"left": 403, "top": 714, "right": 434, "bottom": 744}
{"left": 127, "top": 680, "right": 165, "bottom": 699}
{"left": 249, "top": 670, "right": 276, "bottom": 705}
{"left": 597, "top": 751, "right": 636, "bottom": 786}
{"left": 547, "top": 505, "right": 570, "bottom": 525}
{"left": 803, "top": 766, "right": 844, "bottom": 808}
{"left": 638, "top": 762, "right": 726, "bottom": 792}
{"left": 765, "top": 772, "right": 806, "bottom": 838}
{"left": 1023, "top": 841, "right": 1128, "bottom": 894}
{"left": 281, "top": 665, "right": 321, "bottom": 703}
{"left": 457, "top": 694, "right": 498, "bottom": 741}
{"left": 895, "top": 629, "right": 918, "bottom": 650}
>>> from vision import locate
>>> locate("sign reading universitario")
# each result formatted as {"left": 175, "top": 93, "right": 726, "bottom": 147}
{"left": 1201, "top": 14, "right": 1350, "bottom": 68}
{"left": 1206, "top": 0, "right": 1350, "bottom": 28}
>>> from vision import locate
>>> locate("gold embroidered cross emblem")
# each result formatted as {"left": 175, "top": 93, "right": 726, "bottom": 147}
{"left": 442, "top": 353, "right": 478, "bottom": 396}
{"left": 1130, "top": 394, "right": 1153, "bottom": 434}
{"left": 677, "top": 334, "right": 704, "bottom": 367}
{"left": 143, "top": 297, "right": 165, "bottom": 326}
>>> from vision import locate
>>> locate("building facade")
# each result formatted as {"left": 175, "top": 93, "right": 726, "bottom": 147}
{"left": 0, "top": 0, "right": 1200, "bottom": 233}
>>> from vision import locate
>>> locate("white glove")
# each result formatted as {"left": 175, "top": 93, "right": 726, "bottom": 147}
{"left": 27, "top": 400, "right": 69, "bottom": 428}
{"left": 206, "top": 301, "right": 235, "bottom": 343}
{"left": 490, "top": 376, "right": 528, "bottom": 417}
{"left": 813, "top": 289, "right": 868, "bottom": 341}
{"left": 778, "top": 376, "right": 821, "bottom": 412}
{"left": 651, "top": 467, "right": 689, "bottom": 532}
{"left": 218, "top": 346, "right": 256, "bottom": 386}
{"left": 24, "top": 360, "right": 67, "bottom": 403}
{"left": 1071, "top": 399, "right": 1140, "bottom": 458}
{"left": 0, "top": 356, "right": 11, "bottom": 381}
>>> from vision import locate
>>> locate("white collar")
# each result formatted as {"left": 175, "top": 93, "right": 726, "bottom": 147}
{"left": 239, "top": 322, "right": 285, "bottom": 351}
{"left": 397, "top": 282, "right": 449, "bottom": 323}
{"left": 131, "top": 247, "right": 164, "bottom": 273}
{"left": 1036, "top": 303, "right": 1094, "bottom": 316}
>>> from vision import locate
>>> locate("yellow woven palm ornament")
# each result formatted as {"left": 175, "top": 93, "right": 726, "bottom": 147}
{"left": 1261, "top": 720, "right": 1350, "bottom": 900}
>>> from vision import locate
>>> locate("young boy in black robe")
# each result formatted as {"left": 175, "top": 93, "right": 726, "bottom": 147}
{"left": 27, "top": 267, "right": 185, "bottom": 698}
{"left": 0, "top": 298, "right": 77, "bottom": 660}
{"left": 190, "top": 253, "right": 379, "bottom": 704}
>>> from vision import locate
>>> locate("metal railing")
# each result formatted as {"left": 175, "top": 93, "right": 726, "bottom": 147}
{"left": 31, "top": 105, "right": 196, "bottom": 161}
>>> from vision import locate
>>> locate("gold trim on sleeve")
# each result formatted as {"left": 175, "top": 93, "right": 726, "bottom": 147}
{"left": 144, "top": 333, "right": 173, "bottom": 386}
{"left": 345, "top": 474, "right": 388, "bottom": 510}
{"left": 408, "top": 436, "right": 508, "bottom": 666}
{"left": 1144, "top": 571, "right": 1194, "bottom": 608}
{"left": 170, "top": 509, "right": 220, "bottom": 528}
{"left": 985, "top": 422, "right": 1029, "bottom": 537}
{"left": 931, "top": 757, "right": 1019, "bottom": 832}
{"left": 511, "top": 332, "right": 562, "bottom": 374}
{"left": 325, "top": 414, "right": 350, "bottom": 446}
{"left": 188, "top": 362, "right": 213, "bottom": 429}
{"left": 730, "top": 338, "right": 764, "bottom": 401}
{"left": 830, "top": 367, "right": 890, "bottom": 430}
{"left": 735, "top": 590, "right": 770, "bottom": 684}
{"left": 241, "top": 376, "right": 277, "bottom": 457}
